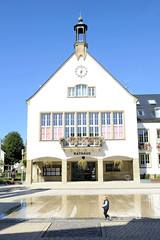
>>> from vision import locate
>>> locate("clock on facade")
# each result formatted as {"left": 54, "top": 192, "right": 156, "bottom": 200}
{"left": 75, "top": 65, "right": 88, "bottom": 78}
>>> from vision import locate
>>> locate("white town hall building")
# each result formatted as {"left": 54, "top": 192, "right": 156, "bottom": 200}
{"left": 26, "top": 16, "right": 160, "bottom": 184}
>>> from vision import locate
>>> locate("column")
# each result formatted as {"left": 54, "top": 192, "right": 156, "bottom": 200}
{"left": 133, "top": 158, "right": 140, "bottom": 183}
{"left": 62, "top": 159, "right": 67, "bottom": 184}
{"left": 26, "top": 160, "right": 33, "bottom": 184}
{"left": 33, "top": 162, "right": 38, "bottom": 182}
{"left": 98, "top": 158, "right": 103, "bottom": 183}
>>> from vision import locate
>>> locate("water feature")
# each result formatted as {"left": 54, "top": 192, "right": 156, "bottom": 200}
{"left": 1, "top": 194, "right": 160, "bottom": 219}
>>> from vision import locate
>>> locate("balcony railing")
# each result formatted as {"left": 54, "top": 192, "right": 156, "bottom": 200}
{"left": 59, "top": 137, "right": 105, "bottom": 148}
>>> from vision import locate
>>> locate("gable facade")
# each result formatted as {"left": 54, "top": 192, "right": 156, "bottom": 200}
{"left": 26, "top": 17, "right": 142, "bottom": 184}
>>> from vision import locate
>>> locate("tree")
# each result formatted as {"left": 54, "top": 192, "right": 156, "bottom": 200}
{"left": 0, "top": 159, "right": 4, "bottom": 171}
{"left": 3, "top": 132, "right": 24, "bottom": 165}
{"left": 20, "top": 149, "right": 27, "bottom": 167}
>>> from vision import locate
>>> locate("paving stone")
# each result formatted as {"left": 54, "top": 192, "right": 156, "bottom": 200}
{"left": 0, "top": 218, "right": 160, "bottom": 239}
{"left": 0, "top": 222, "right": 51, "bottom": 240}
{"left": 43, "top": 219, "right": 102, "bottom": 239}
{"left": 102, "top": 219, "right": 160, "bottom": 240}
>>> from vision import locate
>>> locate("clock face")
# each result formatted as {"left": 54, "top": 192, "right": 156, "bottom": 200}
{"left": 75, "top": 65, "right": 88, "bottom": 78}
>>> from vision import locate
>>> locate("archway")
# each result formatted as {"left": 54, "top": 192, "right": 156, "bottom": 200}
{"left": 103, "top": 156, "right": 133, "bottom": 181}
{"left": 32, "top": 156, "right": 62, "bottom": 182}
{"left": 67, "top": 155, "right": 98, "bottom": 181}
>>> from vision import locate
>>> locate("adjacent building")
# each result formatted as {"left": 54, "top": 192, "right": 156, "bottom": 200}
{"left": 26, "top": 17, "right": 160, "bottom": 184}
{"left": 135, "top": 94, "right": 160, "bottom": 178}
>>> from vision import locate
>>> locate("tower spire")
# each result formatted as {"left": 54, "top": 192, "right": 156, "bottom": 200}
{"left": 74, "top": 14, "right": 88, "bottom": 60}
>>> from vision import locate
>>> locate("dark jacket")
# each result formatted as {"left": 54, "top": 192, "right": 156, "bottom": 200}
{"left": 103, "top": 198, "right": 109, "bottom": 211}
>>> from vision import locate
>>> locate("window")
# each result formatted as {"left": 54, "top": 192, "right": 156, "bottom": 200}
{"left": 68, "top": 85, "right": 95, "bottom": 97}
{"left": 155, "top": 108, "right": 160, "bottom": 118}
{"left": 139, "top": 154, "right": 150, "bottom": 167}
{"left": 106, "top": 163, "right": 120, "bottom": 171}
{"left": 113, "top": 112, "right": 124, "bottom": 139}
{"left": 101, "top": 112, "right": 111, "bottom": 139}
{"left": 137, "top": 109, "right": 144, "bottom": 116}
{"left": 77, "top": 113, "right": 87, "bottom": 137}
{"left": 148, "top": 100, "right": 156, "bottom": 105}
{"left": 65, "top": 113, "right": 75, "bottom": 138}
{"left": 43, "top": 166, "right": 62, "bottom": 176}
{"left": 68, "top": 88, "right": 75, "bottom": 97}
{"left": 138, "top": 129, "right": 148, "bottom": 143}
{"left": 40, "top": 111, "right": 125, "bottom": 141}
{"left": 88, "top": 87, "right": 95, "bottom": 96}
{"left": 157, "top": 129, "right": 160, "bottom": 143}
{"left": 106, "top": 164, "right": 113, "bottom": 171}
{"left": 89, "top": 113, "right": 99, "bottom": 137}
{"left": 53, "top": 114, "right": 63, "bottom": 140}
{"left": 76, "top": 85, "right": 87, "bottom": 97}
{"left": 41, "top": 114, "right": 51, "bottom": 140}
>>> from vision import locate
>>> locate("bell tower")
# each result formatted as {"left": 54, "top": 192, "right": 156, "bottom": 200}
{"left": 74, "top": 15, "right": 88, "bottom": 60}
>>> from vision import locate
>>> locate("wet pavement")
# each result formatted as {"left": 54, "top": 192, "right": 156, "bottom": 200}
{"left": 0, "top": 183, "right": 160, "bottom": 239}
{"left": 1, "top": 194, "right": 160, "bottom": 219}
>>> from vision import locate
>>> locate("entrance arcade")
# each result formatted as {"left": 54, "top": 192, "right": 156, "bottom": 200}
{"left": 72, "top": 162, "right": 96, "bottom": 181}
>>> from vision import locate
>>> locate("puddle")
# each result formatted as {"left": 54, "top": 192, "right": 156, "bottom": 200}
{"left": 0, "top": 202, "right": 26, "bottom": 218}
{"left": 1, "top": 194, "right": 160, "bottom": 219}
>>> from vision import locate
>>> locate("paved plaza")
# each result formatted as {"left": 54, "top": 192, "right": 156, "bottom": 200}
{"left": 0, "top": 182, "right": 160, "bottom": 239}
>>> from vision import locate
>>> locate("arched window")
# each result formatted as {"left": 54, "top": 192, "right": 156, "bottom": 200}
{"left": 76, "top": 85, "right": 87, "bottom": 96}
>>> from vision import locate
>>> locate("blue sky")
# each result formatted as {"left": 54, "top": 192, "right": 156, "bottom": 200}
{"left": 0, "top": 0, "right": 160, "bottom": 143}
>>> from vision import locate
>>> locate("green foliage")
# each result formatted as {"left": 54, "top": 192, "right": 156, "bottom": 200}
{"left": 0, "top": 159, "right": 4, "bottom": 167}
{"left": 0, "top": 159, "right": 4, "bottom": 172}
{"left": 22, "top": 150, "right": 27, "bottom": 167}
{"left": 113, "top": 160, "right": 123, "bottom": 170}
{"left": 19, "top": 150, "right": 27, "bottom": 167}
{"left": 3, "top": 132, "right": 24, "bottom": 165}
{"left": 15, "top": 172, "right": 26, "bottom": 181}
{"left": 78, "top": 159, "right": 87, "bottom": 170}
{"left": 155, "top": 175, "right": 160, "bottom": 179}
{"left": 145, "top": 174, "right": 150, "bottom": 179}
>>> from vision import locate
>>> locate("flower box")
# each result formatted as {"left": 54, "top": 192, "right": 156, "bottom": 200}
{"left": 59, "top": 136, "right": 105, "bottom": 148}
{"left": 138, "top": 143, "right": 152, "bottom": 151}
{"left": 156, "top": 143, "right": 160, "bottom": 151}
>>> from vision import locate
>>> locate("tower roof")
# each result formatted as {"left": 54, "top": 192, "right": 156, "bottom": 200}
{"left": 74, "top": 15, "right": 88, "bottom": 32}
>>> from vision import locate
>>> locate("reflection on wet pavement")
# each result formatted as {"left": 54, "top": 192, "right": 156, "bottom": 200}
{"left": 3, "top": 194, "right": 160, "bottom": 219}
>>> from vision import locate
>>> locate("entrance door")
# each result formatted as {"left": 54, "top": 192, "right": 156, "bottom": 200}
{"left": 72, "top": 162, "right": 96, "bottom": 181}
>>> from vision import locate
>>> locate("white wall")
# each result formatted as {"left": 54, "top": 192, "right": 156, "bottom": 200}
{"left": 27, "top": 53, "right": 138, "bottom": 161}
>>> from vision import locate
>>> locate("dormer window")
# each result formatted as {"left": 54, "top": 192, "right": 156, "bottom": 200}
{"left": 148, "top": 100, "right": 156, "bottom": 105}
{"left": 155, "top": 107, "right": 160, "bottom": 118}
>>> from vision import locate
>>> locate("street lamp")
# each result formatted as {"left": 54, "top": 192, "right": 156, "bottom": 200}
{"left": 21, "top": 149, "right": 24, "bottom": 183}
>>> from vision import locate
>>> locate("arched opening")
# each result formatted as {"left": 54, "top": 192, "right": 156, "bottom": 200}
{"left": 32, "top": 157, "right": 62, "bottom": 183}
{"left": 68, "top": 155, "right": 98, "bottom": 181}
{"left": 103, "top": 156, "right": 133, "bottom": 181}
